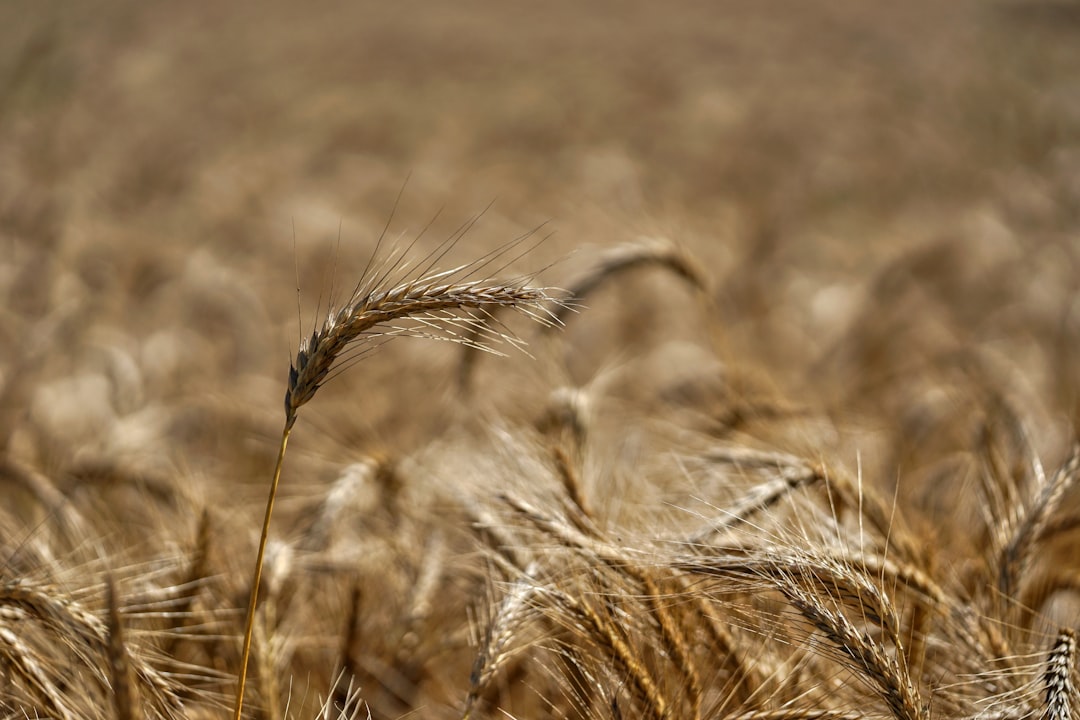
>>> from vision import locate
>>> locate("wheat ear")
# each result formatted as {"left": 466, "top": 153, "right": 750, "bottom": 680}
{"left": 780, "top": 577, "right": 925, "bottom": 720}
{"left": 232, "top": 254, "right": 561, "bottom": 720}
{"left": 1043, "top": 629, "right": 1078, "bottom": 720}
{"left": 999, "top": 446, "right": 1080, "bottom": 603}
{"left": 456, "top": 237, "right": 705, "bottom": 391}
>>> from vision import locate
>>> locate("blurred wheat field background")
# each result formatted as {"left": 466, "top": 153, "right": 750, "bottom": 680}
{"left": 4, "top": 1, "right": 1080, "bottom": 719}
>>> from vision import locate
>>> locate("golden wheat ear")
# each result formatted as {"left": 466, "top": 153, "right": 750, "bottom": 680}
{"left": 1042, "top": 629, "right": 1077, "bottom": 720}
{"left": 232, "top": 241, "right": 564, "bottom": 720}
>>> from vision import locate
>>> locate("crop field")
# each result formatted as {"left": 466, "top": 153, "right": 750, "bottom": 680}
{"left": 3, "top": 1, "right": 1080, "bottom": 719}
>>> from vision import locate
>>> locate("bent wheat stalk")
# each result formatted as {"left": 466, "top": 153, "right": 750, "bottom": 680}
{"left": 232, "top": 254, "right": 562, "bottom": 720}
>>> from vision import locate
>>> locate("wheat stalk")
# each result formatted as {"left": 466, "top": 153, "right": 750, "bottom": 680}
{"left": 105, "top": 574, "right": 141, "bottom": 720}
{"left": 232, "top": 248, "right": 562, "bottom": 720}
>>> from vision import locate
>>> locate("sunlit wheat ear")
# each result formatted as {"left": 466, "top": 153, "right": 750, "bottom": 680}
{"left": 232, "top": 249, "right": 564, "bottom": 720}
{"left": 1042, "top": 629, "right": 1077, "bottom": 720}
{"left": 286, "top": 275, "right": 562, "bottom": 427}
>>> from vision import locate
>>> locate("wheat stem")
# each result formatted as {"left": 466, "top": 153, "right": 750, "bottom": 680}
{"left": 233, "top": 424, "right": 290, "bottom": 720}
{"left": 231, "top": 253, "right": 559, "bottom": 720}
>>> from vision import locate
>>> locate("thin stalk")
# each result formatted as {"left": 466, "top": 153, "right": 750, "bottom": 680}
{"left": 233, "top": 424, "right": 292, "bottom": 720}
{"left": 228, "top": 246, "right": 559, "bottom": 720}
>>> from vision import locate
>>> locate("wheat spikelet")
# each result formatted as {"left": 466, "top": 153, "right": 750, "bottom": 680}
{"left": 550, "top": 444, "right": 595, "bottom": 533}
{"left": 680, "top": 548, "right": 912, "bottom": 675}
{"left": 253, "top": 607, "right": 281, "bottom": 720}
{"left": 0, "top": 574, "right": 184, "bottom": 720}
{"left": 692, "top": 448, "right": 920, "bottom": 563}
{"left": 821, "top": 549, "right": 948, "bottom": 608}
{"left": 905, "top": 598, "right": 931, "bottom": 681}
{"left": 637, "top": 571, "right": 703, "bottom": 720}
{"left": 0, "top": 578, "right": 110, "bottom": 652}
{"left": 937, "top": 604, "right": 1023, "bottom": 699}
{"left": 500, "top": 492, "right": 631, "bottom": 572}
{"left": 692, "top": 597, "right": 763, "bottom": 707}
{"left": 538, "top": 385, "right": 592, "bottom": 449}
{"left": 391, "top": 530, "right": 446, "bottom": 706}
{"left": 456, "top": 237, "right": 705, "bottom": 391}
{"left": 299, "top": 459, "right": 377, "bottom": 553}
{"left": 467, "top": 512, "right": 533, "bottom": 579}
{"left": 286, "top": 277, "right": 557, "bottom": 417}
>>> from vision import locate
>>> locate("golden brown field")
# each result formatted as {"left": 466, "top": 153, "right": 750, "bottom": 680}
{"left": 4, "top": 1, "right": 1080, "bottom": 719}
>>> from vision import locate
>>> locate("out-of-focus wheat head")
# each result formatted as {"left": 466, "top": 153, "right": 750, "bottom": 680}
{"left": 462, "top": 417, "right": 1080, "bottom": 720}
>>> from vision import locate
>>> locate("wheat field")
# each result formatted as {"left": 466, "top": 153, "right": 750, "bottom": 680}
{"left": 3, "top": 1, "right": 1080, "bottom": 719}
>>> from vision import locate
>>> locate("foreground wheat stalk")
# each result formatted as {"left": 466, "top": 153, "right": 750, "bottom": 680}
{"left": 232, "top": 250, "right": 561, "bottom": 720}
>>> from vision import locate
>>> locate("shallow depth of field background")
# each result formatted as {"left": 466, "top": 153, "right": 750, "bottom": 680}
{"left": 3, "top": 1, "right": 1080, "bottom": 718}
